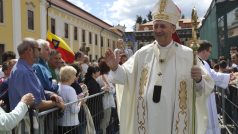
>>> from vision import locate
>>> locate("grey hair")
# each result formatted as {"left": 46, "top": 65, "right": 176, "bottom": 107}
{"left": 17, "top": 38, "right": 37, "bottom": 55}
{"left": 49, "top": 49, "right": 60, "bottom": 58}
{"left": 36, "top": 39, "right": 49, "bottom": 49}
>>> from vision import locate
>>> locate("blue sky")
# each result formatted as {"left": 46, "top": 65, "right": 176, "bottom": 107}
{"left": 67, "top": 0, "right": 213, "bottom": 31}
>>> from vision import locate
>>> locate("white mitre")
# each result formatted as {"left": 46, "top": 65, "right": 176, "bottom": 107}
{"left": 152, "top": 0, "right": 181, "bottom": 25}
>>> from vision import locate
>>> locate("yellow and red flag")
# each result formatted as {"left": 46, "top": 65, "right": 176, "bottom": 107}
{"left": 47, "top": 31, "right": 75, "bottom": 63}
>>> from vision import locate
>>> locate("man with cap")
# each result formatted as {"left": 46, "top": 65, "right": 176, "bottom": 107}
{"left": 104, "top": 0, "right": 214, "bottom": 133}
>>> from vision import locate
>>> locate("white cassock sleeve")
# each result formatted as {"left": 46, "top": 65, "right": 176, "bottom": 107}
{"left": 0, "top": 102, "right": 28, "bottom": 131}
{"left": 108, "top": 65, "right": 127, "bottom": 85}
{"left": 204, "top": 61, "right": 230, "bottom": 89}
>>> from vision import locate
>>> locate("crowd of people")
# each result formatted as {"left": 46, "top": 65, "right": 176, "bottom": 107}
{"left": 0, "top": 0, "right": 238, "bottom": 133}
{"left": 0, "top": 37, "right": 132, "bottom": 134}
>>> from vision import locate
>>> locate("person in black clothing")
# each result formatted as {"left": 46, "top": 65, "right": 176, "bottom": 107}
{"left": 84, "top": 66, "right": 104, "bottom": 134}
{"left": 70, "top": 62, "right": 87, "bottom": 133}
{"left": 70, "top": 62, "right": 83, "bottom": 94}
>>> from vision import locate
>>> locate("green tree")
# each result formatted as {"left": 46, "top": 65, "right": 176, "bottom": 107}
{"left": 181, "top": 14, "right": 185, "bottom": 19}
{"left": 136, "top": 15, "right": 143, "bottom": 24}
{"left": 147, "top": 11, "right": 152, "bottom": 21}
{"left": 142, "top": 18, "right": 147, "bottom": 24}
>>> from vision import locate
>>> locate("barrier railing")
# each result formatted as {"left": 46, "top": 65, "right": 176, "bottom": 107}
{"left": 13, "top": 91, "right": 119, "bottom": 134}
{"left": 11, "top": 85, "right": 238, "bottom": 134}
{"left": 216, "top": 85, "right": 238, "bottom": 134}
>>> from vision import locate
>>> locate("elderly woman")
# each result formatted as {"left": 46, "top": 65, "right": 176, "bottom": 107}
{"left": 58, "top": 65, "right": 81, "bottom": 134}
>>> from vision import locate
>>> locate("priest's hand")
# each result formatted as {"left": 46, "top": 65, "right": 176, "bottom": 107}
{"left": 105, "top": 49, "right": 120, "bottom": 71}
{"left": 191, "top": 66, "right": 202, "bottom": 83}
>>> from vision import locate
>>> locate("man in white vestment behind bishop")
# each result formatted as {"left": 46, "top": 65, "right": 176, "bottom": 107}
{"left": 197, "top": 40, "right": 232, "bottom": 134}
{"left": 104, "top": 0, "right": 215, "bottom": 133}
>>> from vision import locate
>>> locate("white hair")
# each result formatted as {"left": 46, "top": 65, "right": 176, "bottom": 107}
{"left": 36, "top": 39, "right": 50, "bottom": 49}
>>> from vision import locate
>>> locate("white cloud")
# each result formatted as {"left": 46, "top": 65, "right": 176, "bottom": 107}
{"left": 107, "top": 0, "right": 157, "bottom": 31}
{"left": 67, "top": 0, "right": 92, "bottom": 12}
{"left": 67, "top": 0, "right": 213, "bottom": 32}
{"left": 106, "top": 0, "right": 212, "bottom": 31}
{"left": 174, "top": 0, "right": 212, "bottom": 18}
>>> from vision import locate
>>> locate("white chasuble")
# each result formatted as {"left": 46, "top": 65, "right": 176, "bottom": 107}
{"left": 109, "top": 41, "right": 215, "bottom": 134}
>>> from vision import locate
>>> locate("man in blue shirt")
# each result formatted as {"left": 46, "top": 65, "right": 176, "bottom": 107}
{"left": 8, "top": 38, "right": 64, "bottom": 111}
{"left": 33, "top": 39, "right": 58, "bottom": 93}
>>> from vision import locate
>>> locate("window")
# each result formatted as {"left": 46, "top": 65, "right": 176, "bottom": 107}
{"left": 89, "top": 55, "right": 92, "bottom": 61}
{"left": 82, "top": 29, "right": 85, "bottom": 43}
{"left": 64, "top": 23, "right": 68, "bottom": 38}
{"left": 101, "top": 36, "right": 103, "bottom": 47}
{"left": 51, "top": 18, "right": 55, "bottom": 34}
{"left": 27, "top": 10, "right": 34, "bottom": 30}
{"left": 0, "top": 44, "right": 4, "bottom": 64}
{"left": 113, "top": 41, "right": 115, "bottom": 49}
{"left": 0, "top": 0, "right": 3, "bottom": 23}
{"left": 108, "top": 39, "right": 110, "bottom": 47}
{"left": 89, "top": 32, "right": 92, "bottom": 44}
{"left": 74, "top": 27, "right": 78, "bottom": 40}
{"left": 95, "top": 55, "right": 98, "bottom": 60}
{"left": 95, "top": 34, "right": 98, "bottom": 45}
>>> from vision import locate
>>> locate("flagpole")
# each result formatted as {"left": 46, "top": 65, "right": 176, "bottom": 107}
{"left": 190, "top": 7, "right": 199, "bottom": 134}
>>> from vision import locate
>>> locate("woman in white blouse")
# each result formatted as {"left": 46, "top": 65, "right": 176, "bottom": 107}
{"left": 96, "top": 61, "right": 116, "bottom": 134}
{"left": 58, "top": 65, "right": 82, "bottom": 134}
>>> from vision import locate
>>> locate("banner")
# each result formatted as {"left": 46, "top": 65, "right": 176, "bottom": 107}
{"left": 47, "top": 31, "right": 75, "bottom": 63}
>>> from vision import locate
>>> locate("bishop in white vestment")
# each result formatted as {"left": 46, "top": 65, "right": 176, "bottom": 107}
{"left": 109, "top": 40, "right": 214, "bottom": 134}
{"left": 105, "top": 0, "right": 215, "bottom": 133}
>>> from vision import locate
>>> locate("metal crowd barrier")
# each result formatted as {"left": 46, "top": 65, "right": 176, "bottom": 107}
{"left": 216, "top": 85, "right": 238, "bottom": 134}
{"left": 13, "top": 91, "right": 119, "bottom": 134}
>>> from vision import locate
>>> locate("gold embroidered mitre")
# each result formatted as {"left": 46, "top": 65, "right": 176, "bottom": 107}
{"left": 152, "top": 0, "right": 181, "bottom": 25}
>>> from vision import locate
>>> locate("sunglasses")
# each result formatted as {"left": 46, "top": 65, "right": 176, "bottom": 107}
{"left": 33, "top": 46, "right": 41, "bottom": 51}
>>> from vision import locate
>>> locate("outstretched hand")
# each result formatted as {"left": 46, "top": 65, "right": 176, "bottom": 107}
{"left": 21, "top": 93, "right": 35, "bottom": 107}
{"left": 104, "top": 49, "right": 120, "bottom": 71}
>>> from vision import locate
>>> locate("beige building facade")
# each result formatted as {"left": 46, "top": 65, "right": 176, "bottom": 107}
{"left": 0, "top": 0, "right": 122, "bottom": 62}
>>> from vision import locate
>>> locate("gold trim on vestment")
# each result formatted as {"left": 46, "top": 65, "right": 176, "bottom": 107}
{"left": 137, "top": 96, "right": 146, "bottom": 134}
{"left": 137, "top": 66, "right": 148, "bottom": 134}
{"left": 139, "top": 67, "right": 148, "bottom": 96}
{"left": 175, "top": 81, "right": 188, "bottom": 134}
{"left": 159, "top": 0, "right": 167, "bottom": 13}
{"left": 153, "top": 14, "right": 170, "bottom": 21}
